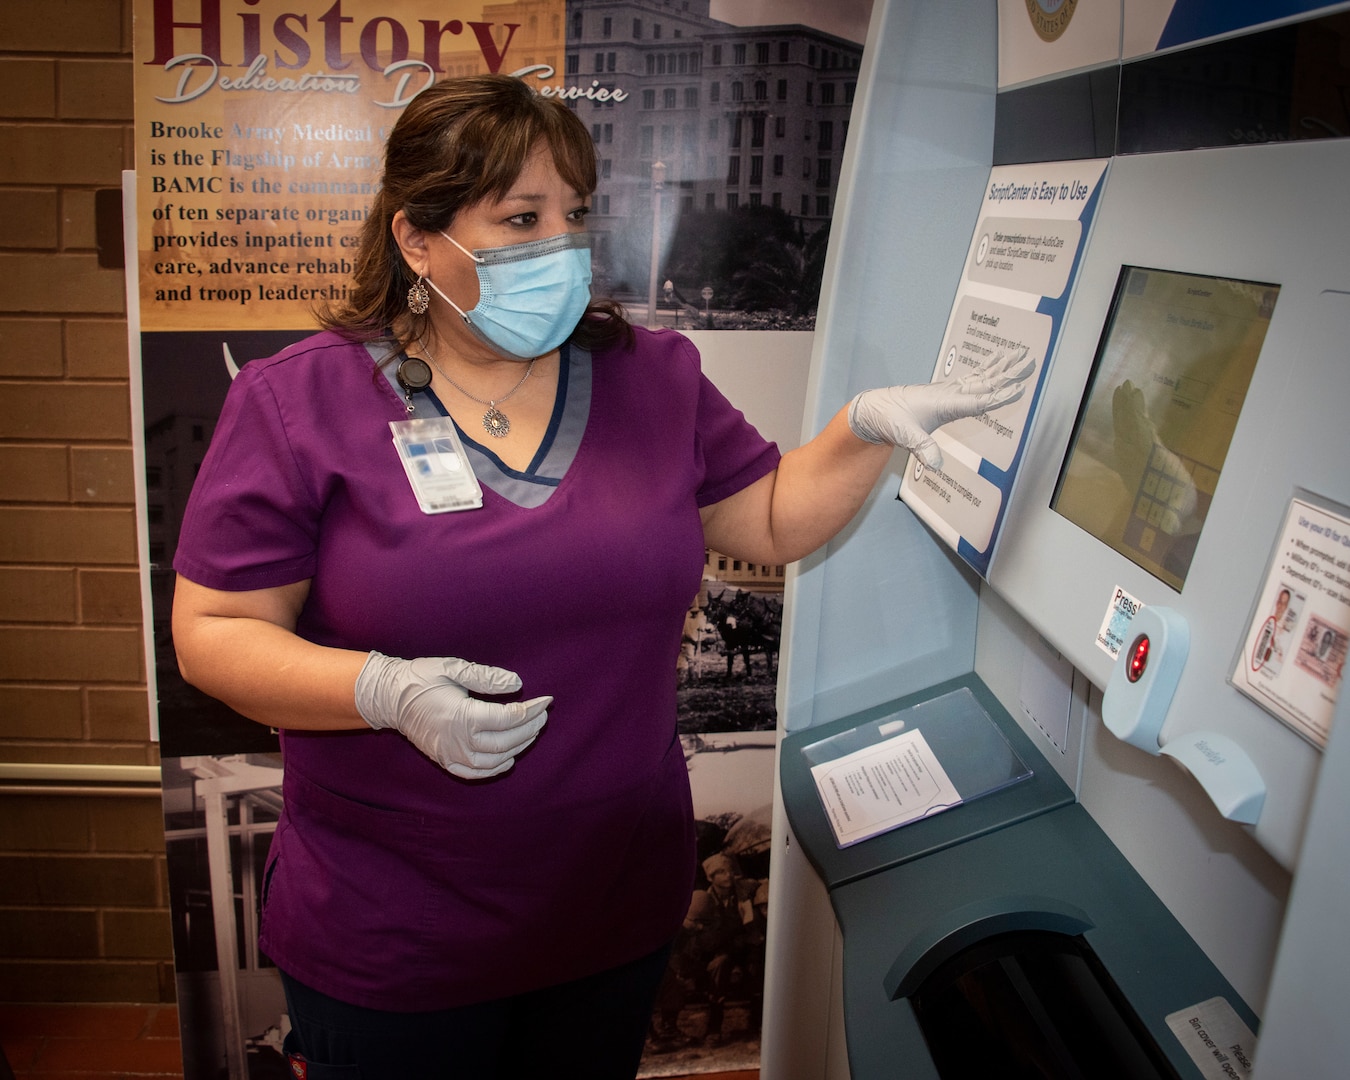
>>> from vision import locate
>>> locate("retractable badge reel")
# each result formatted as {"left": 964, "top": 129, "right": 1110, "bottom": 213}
{"left": 396, "top": 357, "right": 433, "bottom": 412}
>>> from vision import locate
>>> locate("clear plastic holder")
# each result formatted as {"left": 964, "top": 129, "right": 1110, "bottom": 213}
{"left": 389, "top": 417, "right": 484, "bottom": 514}
{"left": 801, "top": 686, "right": 1033, "bottom": 848}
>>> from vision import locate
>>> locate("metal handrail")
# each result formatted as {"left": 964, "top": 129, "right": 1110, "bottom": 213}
{"left": 0, "top": 762, "right": 162, "bottom": 796}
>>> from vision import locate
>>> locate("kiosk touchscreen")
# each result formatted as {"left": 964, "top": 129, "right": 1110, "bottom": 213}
{"left": 1052, "top": 267, "right": 1278, "bottom": 592}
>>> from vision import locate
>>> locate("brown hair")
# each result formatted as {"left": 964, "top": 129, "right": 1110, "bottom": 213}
{"left": 320, "top": 73, "right": 631, "bottom": 355}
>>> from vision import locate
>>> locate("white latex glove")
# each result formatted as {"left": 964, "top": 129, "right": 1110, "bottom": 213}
{"left": 847, "top": 347, "right": 1036, "bottom": 469}
{"left": 354, "top": 651, "right": 551, "bottom": 779}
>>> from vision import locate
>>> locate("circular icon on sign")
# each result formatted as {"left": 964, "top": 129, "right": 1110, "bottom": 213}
{"left": 913, "top": 458, "right": 925, "bottom": 481}
{"left": 944, "top": 346, "right": 957, "bottom": 376}
{"left": 975, "top": 233, "right": 990, "bottom": 266}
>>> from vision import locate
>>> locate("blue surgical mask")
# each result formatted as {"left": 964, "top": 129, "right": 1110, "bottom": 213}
{"left": 425, "top": 232, "right": 592, "bottom": 360}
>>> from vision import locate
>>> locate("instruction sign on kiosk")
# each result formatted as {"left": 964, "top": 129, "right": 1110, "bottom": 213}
{"left": 901, "top": 159, "right": 1108, "bottom": 576}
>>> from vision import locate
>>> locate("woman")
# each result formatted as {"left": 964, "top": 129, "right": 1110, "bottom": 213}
{"left": 172, "top": 74, "right": 1030, "bottom": 1077}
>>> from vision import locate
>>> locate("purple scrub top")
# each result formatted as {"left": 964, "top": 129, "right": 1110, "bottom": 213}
{"left": 174, "top": 326, "right": 780, "bottom": 1009}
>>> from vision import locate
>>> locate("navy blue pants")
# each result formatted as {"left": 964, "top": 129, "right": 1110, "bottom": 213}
{"left": 280, "top": 942, "right": 671, "bottom": 1079}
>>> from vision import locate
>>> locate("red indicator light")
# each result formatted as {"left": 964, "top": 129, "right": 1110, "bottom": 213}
{"left": 1127, "top": 634, "right": 1150, "bottom": 683}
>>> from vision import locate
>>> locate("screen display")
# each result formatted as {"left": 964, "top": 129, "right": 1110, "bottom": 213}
{"left": 1053, "top": 266, "right": 1279, "bottom": 591}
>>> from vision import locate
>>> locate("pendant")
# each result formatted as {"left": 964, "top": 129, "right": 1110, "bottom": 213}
{"left": 482, "top": 406, "right": 511, "bottom": 438}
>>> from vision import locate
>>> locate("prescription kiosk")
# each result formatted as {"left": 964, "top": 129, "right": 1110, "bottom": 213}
{"left": 764, "top": 2, "right": 1350, "bottom": 1077}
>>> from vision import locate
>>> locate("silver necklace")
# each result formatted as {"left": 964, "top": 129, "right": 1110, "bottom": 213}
{"left": 423, "top": 346, "right": 536, "bottom": 438}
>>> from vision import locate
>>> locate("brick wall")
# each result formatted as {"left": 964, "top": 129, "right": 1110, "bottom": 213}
{"left": 0, "top": 0, "right": 175, "bottom": 1003}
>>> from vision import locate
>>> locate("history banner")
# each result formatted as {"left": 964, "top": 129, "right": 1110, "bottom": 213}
{"left": 133, "top": 4, "right": 873, "bottom": 1075}
{"left": 134, "top": 0, "right": 559, "bottom": 330}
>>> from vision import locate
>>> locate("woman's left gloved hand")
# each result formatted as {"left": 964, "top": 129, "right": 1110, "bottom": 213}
{"left": 354, "top": 652, "right": 551, "bottom": 780}
{"left": 847, "top": 347, "right": 1036, "bottom": 469}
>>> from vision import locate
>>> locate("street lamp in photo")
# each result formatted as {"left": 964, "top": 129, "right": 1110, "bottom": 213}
{"left": 646, "top": 160, "right": 666, "bottom": 328}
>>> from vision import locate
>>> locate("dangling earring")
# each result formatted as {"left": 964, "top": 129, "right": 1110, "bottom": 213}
{"left": 407, "top": 276, "right": 430, "bottom": 315}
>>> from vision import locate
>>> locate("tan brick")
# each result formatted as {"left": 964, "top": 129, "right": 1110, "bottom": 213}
{"left": 0, "top": 567, "right": 78, "bottom": 623}
{"left": 58, "top": 59, "right": 133, "bottom": 121}
{"left": 145, "top": 1000, "right": 180, "bottom": 1036}
{"left": 0, "top": 58, "right": 57, "bottom": 118}
{"left": 0, "top": 188, "right": 59, "bottom": 248}
{"left": 0, "top": 445, "right": 72, "bottom": 502}
{"left": 157, "top": 961, "right": 177, "bottom": 1002}
{"left": 90, "top": 798, "right": 167, "bottom": 855}
{"left": 0, "top": 626, "right": 143, "bottom": 682}
{"left": 0, "top": 252, "right": 126, "bottom": 315}
{"left": 0, "top": 853, "right": 162, "bottom": 906}
{"left": 0, "top": 959, "right": 166, "bottom": 1004}
{"left": 0, "top": 319, "right": 62, "bottom": 376}
{"left": 0, "top": 686, "right": 84, "bottom": 740}
{"left": 0, "top": 506, "right": 138, "bottom": 563}
{"left": 0, "top": 125, "right": 128, "bottom": 187}
{"left": 0, "top": 795, "right": 91, "bottom": 853}
{"left": 61, "top": 188, "right": 98, "bottom": 250}
{"left": 0, "top": 909, "right": 100, "bottom": 958}
{"left": 89, "top": 185, "right": 126, "bottom": 266}
{"left": 102, "top": 908, "right": 173, "bottom": 959}
{"left": 87, "top": 686, "right": 153, "bottom": 742}
{"left": 0, "top": 1, "right": 128, "bottom": 55}
{"left": 66, "top": 318, "right": 130, "bottom": 378}
{"left": 0, "top": 384, "right": 130, "bottom": 440}
{"left": 72, "top": 446, "right": 136, "bottom": 504}
{"left": 79, "top": 567, "right": 143, "bottom": 623}
{"left": 155, "top": 853, "right": 171, "bottom": 909}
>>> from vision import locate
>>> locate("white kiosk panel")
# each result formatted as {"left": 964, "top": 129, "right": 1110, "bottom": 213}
{"left": 989, "top": 137, "right": 1350, "bottom": 870}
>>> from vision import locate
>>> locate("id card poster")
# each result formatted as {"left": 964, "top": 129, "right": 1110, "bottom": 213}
{"left": 1232, "top": 494, "right": 1350, "bottom": 750}
{"left": 900, "top": 159, "right": 1108, "bottom": 576}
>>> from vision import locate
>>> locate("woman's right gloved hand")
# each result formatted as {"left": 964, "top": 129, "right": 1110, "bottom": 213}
{"left": 847, "top": 347, "right": 1036, "bottom": 469}
{"left": 354, "top": 651, "right": 551, "bottom": 779}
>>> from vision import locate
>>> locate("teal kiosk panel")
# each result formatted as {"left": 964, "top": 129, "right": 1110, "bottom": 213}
{"left": 780, "top": 676, "right": 1259, "bottom": 1079}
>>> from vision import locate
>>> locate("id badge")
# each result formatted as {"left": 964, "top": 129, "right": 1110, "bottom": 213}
{"left": 389, "top": 418, "right": 483, "bottom": 513}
